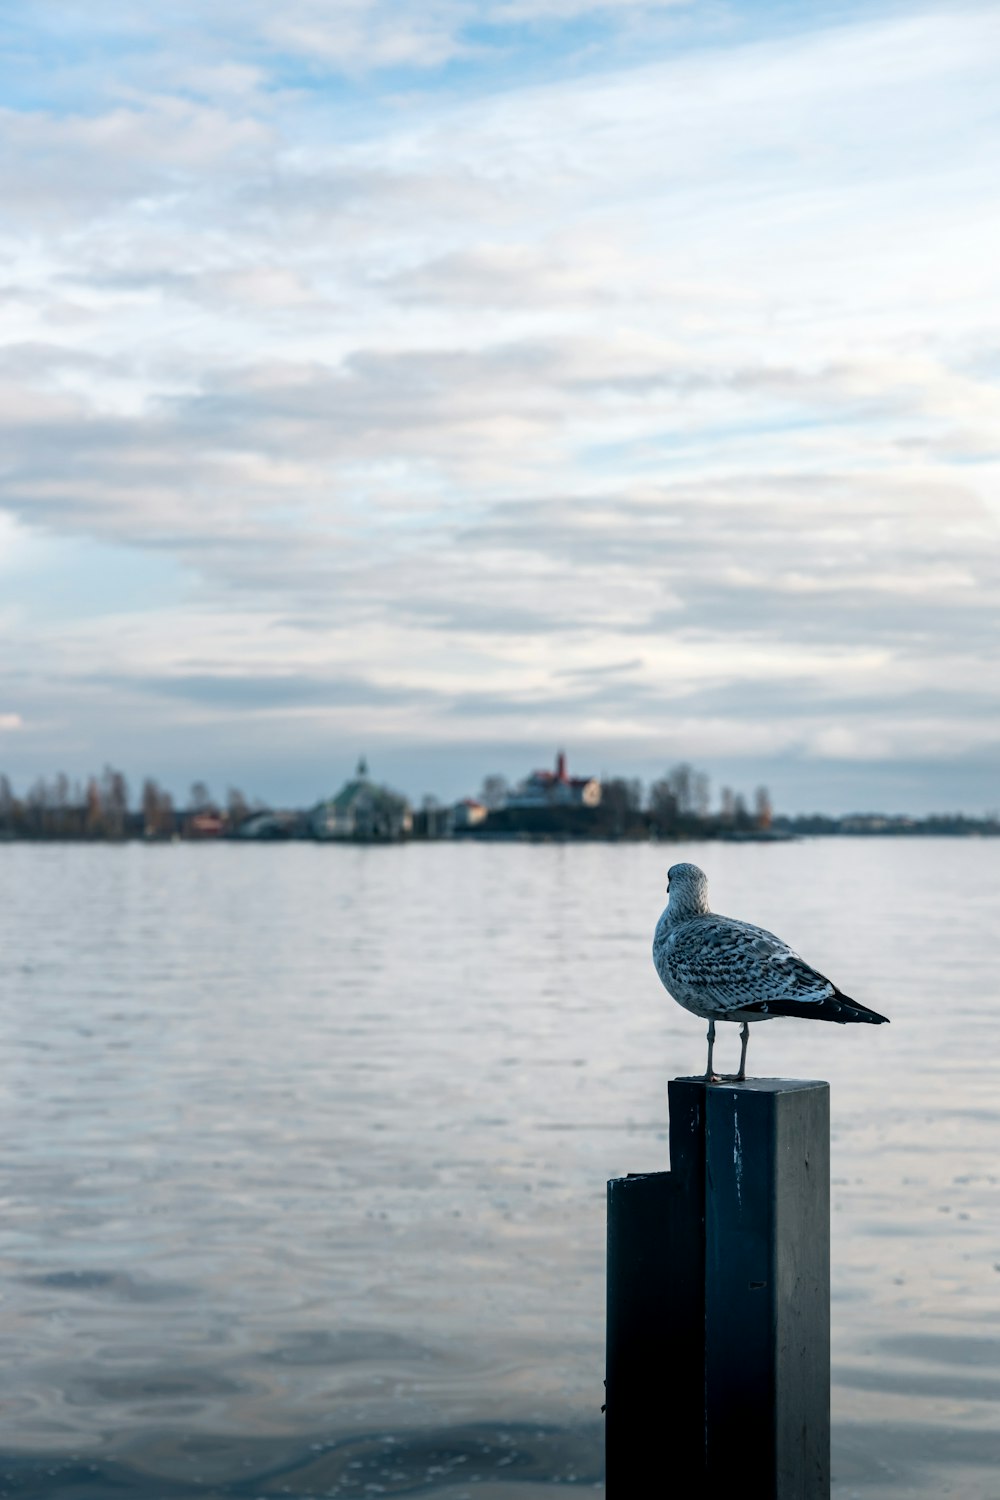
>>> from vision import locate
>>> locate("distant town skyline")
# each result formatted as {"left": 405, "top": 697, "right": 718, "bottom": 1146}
{"left": 2, "top": 3, "right": 1000, "bottom": 814}
{"left": 6, "top": 747, "right": 998, "bottom": 841}
{"left": 1, "top": 744, "right": 997, "bottom": 820}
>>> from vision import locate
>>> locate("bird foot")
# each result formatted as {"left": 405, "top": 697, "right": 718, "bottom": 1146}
{"left": 717, "top": 1072, "right": 747, "bottom": 1083}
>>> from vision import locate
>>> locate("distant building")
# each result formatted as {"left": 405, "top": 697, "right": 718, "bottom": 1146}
{"left": 184, "top": 809, "right": 225, "bottom": 839}
{"left": 453, "top": 797, "right": 487, "bottom": 830}
{"left": 235, "top": 810, "right": 303, "bottom": 840}
{"left": 506, "top": 750, "right": 601, "bottom": 810}
{"left": 312, "top": 758, "right": 412, "bottom": 842}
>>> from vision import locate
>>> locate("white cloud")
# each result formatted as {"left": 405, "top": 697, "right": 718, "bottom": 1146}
{"left": 2, "top": 5, "right": 1000, "bottom": 804}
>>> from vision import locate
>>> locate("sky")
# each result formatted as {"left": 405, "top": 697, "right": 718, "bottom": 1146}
{"left": 2, "top": 0, "right": 1000, "bottom": 813}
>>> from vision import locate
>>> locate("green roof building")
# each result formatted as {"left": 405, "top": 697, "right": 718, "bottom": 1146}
{"left": 311, "top": 758, "right": 412, "bottom": 842}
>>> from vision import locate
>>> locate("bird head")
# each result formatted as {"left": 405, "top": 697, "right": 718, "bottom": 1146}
{"left": 666, "top": 862, "right": 710, "bottom": 915}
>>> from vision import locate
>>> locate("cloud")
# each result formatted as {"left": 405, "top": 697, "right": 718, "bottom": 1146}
{"left": 2, "top": 4, "right": 1000, "bottom": 806}
{"left": 4, "top": 0, "right": 698, "bottom": 98}
{"left": 105, "top": 670, "right": 437, "bottom": 713}
{"left": 262, "top": 9, "right": 467, "bottom": 71}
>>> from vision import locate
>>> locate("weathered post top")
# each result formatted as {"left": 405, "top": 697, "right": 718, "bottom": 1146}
{"left": 670, "top": 1077, "right": 829, "bottom": 1095}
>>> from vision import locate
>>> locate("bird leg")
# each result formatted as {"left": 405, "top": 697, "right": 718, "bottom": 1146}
{"left": 704, "top": 1018, "right": 717, "bottom": 1081}
{"left": 736, "top": 1020, "right": 749, "bottom": 1082}
{"left": 718, "top": 1020, "right": 750, "bottom": 1083}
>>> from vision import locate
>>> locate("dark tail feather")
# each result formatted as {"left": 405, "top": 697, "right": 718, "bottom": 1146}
{"left": 744, "top": 989, "right": 890, "bottom": 1025}
{"left": 831, "top": 989, "right": 890, "bottom": 1024}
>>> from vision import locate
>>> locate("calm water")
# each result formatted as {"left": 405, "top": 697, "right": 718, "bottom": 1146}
{"left": 0, "top": 839, "right": 998, "bottom": 1499}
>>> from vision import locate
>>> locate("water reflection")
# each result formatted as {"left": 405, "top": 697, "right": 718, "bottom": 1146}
{"left": 0, "top": 839, "right": 998, "bottom": 1497}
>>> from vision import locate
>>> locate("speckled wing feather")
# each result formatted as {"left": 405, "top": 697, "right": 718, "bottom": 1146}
{"left": 660, "top": 914, "right": 856, "bottom": 1020}
{"left": 661, "top": 914, "right": 822, "bottom": 1013}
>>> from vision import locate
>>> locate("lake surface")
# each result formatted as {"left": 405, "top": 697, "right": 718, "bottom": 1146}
{"left": 0, "top": 838, "right": 998, "bottom": 1499}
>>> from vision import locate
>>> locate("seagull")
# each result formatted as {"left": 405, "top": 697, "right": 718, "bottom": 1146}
{"left": 652, "top": 862, "right": 889, "bottom": 1082}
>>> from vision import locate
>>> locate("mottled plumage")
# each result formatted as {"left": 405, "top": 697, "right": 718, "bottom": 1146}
{"left": 653, "top": 862, "right": 889, "bottom": 1081}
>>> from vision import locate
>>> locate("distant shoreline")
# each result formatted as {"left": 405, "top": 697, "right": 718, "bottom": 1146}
{"left": 2, "top": 826, "right": 998, "bottom": 847}
{"left": 6, "top": 755, "right": 996, "bottom": 845}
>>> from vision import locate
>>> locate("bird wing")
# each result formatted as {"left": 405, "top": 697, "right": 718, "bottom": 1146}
{"left": 663, "top": 914, "right": 836, "bottom": 1015}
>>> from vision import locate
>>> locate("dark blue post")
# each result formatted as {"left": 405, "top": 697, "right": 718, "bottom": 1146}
{"left": 606, "top": 1077, "right": 830, "bottom": 1498}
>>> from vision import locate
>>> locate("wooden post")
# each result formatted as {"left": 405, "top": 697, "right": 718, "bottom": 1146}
{"left": 606, "top": 1077, "right": 830, "bottom": 1498}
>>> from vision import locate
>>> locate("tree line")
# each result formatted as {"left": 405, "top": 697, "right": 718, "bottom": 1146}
{"left": 0, "top": 769, "right": 256, "bottom": 840}
{"left": 0, "top": 761, "right": 774, "bottom": 842}
{"left": 467, "top": 763, "right": 773, "bottom": 840}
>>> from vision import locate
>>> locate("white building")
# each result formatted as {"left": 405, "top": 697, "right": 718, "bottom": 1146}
{"left": 453, "top": 797, "right": 488, "bottom": 830}
{"left": 506, "top": 751, "right": 601, "bottom": 810}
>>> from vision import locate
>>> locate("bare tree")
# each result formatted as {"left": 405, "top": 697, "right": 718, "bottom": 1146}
{"left": 142, "top": 778, "right": 175, "bottom": 838}
{"left": 189, "top": 781, "right": 212, "bottom": 812}
{"left": 754, "top": 785, "right": 773, "bottom": 830}
{"left": 101, "top": 766, "right": 129, "bottom": 840}
{"left": 158, "top": 787, "right": 175, "bottom": 835}
{"left": 26, "top": 776, "right": 49, "bottom": 836}
{"left": 85, "top": 777, "right": 103, "bottom": 836}
{"left": 600, "top": 778, "right": 643, "bottom": 836}
{"left": 479, "top": 775, "right": 509, "bottom": 811}
{"left": 648, "top": 777, "right": 679, "bottom": 833}
{"left": 142, "top": 778, "right": 159, "bottom": 836}
{"left": 667, "top": 763, "right": 694, "bottom": 818}
{"left": 226, "top": 787, "right": 250, "bottom": 830}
